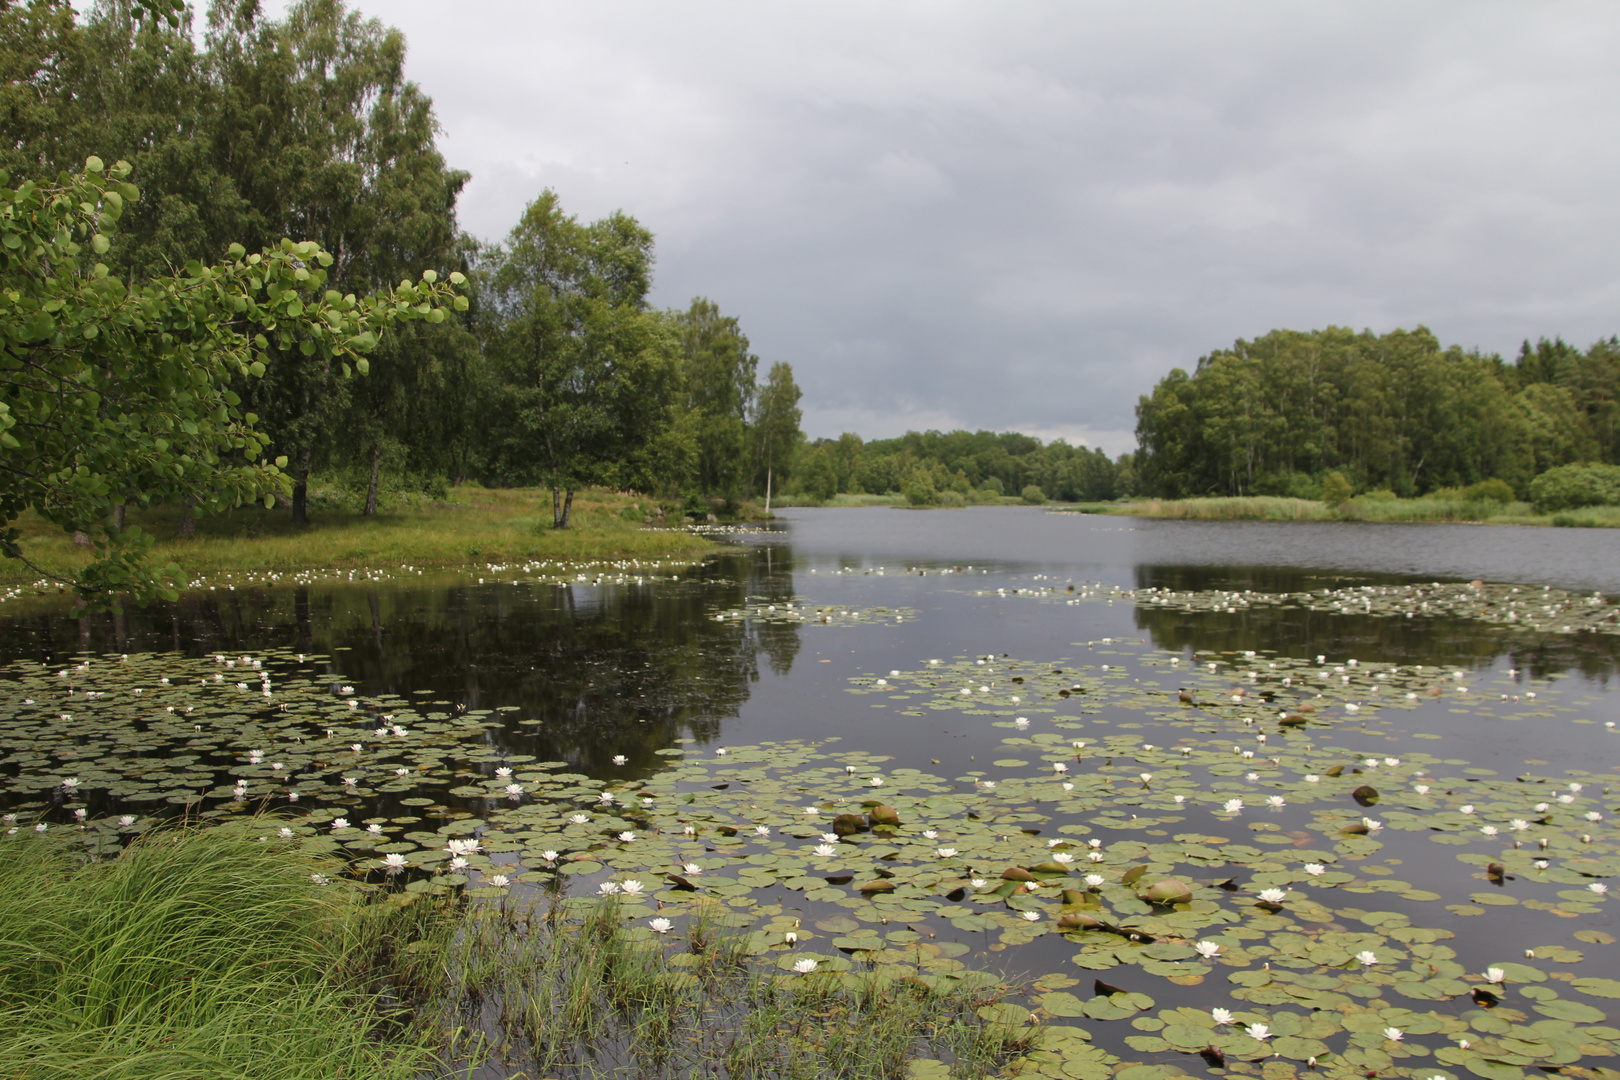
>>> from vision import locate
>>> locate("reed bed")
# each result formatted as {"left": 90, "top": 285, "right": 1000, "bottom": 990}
{"left": 1098, "top": 495, "right": 1614, "bottom": 525}
{"left": 424, "top": 891, "right": 1035, "bottom": 1080}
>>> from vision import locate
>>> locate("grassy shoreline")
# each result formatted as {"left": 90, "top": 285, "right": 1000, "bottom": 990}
{"left": 1058, "top": 495, "right": 1620, "bottom": 527}
{"left": 0, "top": 486, "right": 719, "bottom": 588}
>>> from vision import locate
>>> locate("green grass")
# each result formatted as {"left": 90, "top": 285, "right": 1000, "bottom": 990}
{"left": 0, "top": 825, "right": 450, "bottom": 1080}
{"left": 0, "top": 486, "right": 716, "bottom": 587}
{"left": 0, "top": 825, "right": 1040, "bottom": 1080}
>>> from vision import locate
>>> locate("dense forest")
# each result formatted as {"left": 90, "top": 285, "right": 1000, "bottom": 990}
{"left": 791, "top": 430, "right": 1127, "bottom": 505}
{"left": 1134, "top": 327, "right": 1619, "bottom": 499}
{"left": 1, "top": 0, "right": 803, "bottom": 532}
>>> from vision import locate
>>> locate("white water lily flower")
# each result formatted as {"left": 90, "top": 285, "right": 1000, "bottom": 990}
{"left": 612, "top": 755, "right": 627, "bottom": 765}
{"left": 383, "top": 853, "right": 408, "bottom": 870}
{"left": 1304, "top": 863, "right": 1326, "bottom": 876}
{"left": 784, "top": 931, "right": 798, "bottom": 944}
{"left": 1356, "top": 950, "right": 1378, "bottom": 966}
{"left": 1480, "top": 825, "right": 1499, "bottom": 837}
{"left": 814, "top": 844, "right": 837, "bottom": 857}
{"left": 1415, "top": 785, "right": 1431, "bottom": 794}
{"left": 448, "top": 856, "right": 469, "bottom": 871}
{"left": 1223, "top": 799, "right": 1244, "bottom": 813}
{"left": 1257, "top": 888, "right": 1287, "bottom": 904}
{"left": 569, "top": 814, "right": 589, "bottom": 824}
{"left": 1460, "top": 804, "right": 1475, "bottom": 815}
{"left": 1590, "top": 882, "right": 1609, "bottom": 894}
{"left": 278, "top": 827, "right": 294, "bottom": 839}
{"left": 311, "top": 873, "right": 330, "bottom": 886}
{"left": 922, "top": 830, "right": 938, "bottom": 839}
{"left": 820, "top": 833, "right": 840, "bottom": 843}
{"left": 1384, "top": 1027, "right": 1404, "bottom": 1042}
{"left": 1195, "top": 941, "right": 1221, "bottom": 958}
{"left": 1021, "top": 910, "right": 1041, "bottom": 921}
{"left": 495, "top": 767, "right": 513, "bottom": 778}
{"left": 617, "top": 831, "right": 636, "bottom": 843}
{"left": 1087, "top": 852, "right": 1105, "bottom": 862}
{"left": 793, "top": 958, "right": 819, "bottom": 974}
{"left": 1267, "top": 796, "right": 1285, "bottom": 808}
{"left": 1246, "top": 772, "right": 1260, "bottom": 782}
{"left": 621, "top": 880, "right": 645, "bottom": 896}
{"left": 1484, "top": 967, "right": 1505, "bottom": 983}
{"left": 1533, "top": 859, "right": 1549, "bottom": 869}
{"left": 366, "top": 824, "right": 384, "bottom": 835}
{"left": 61, "top": 777, "right": 79, "bottom": 791}
{"left": 1084, "top": 874, "right": 1106, "bottom": 887}
{"left": 598, "top": 792, "right": 616, "bottom": 805}
{"left": 598, "top": 881, "right": 621, "bottom": 896}
{"left": 937, "top": 847, "right": 959, "bottom": 858}
{"left": 1248, "top": 1024, "right": 1271, "bottom": 1041}
{"left": 505, "top": 783, "right": 524, "bottom": 796}
{"left": 970, "top": 877, "right": 988, "bottom": 889}
{"left": 649, "top": 918, "right": 673, "bottom": 933}
{"left": 1013, "top": 718, "right": 1030, "bottom": 729}
{"left": 755, "top": 825, "right": 770, "bottom": 836}
{"left": 489, "top": 874, "right": 510, "bottom": 888}
{"left": 1052, "top": 852, "right": 1074, "bottom": 864}
{"left": 1363, "top": 818, "right": 1383, "bottom": 832}
{"left": 683, "top": 863, "right": 703, "bottom": 875}
{"left": 981, "top": 781, "right": 996, "bottom": 790}
{"left": 870, "top": 777, "right": 884, "bottom": 787}
{"left": 331, "top": 818, "right": 350, "bottom": 830}
{"left": 118, "top": 815, "right": 136, "bottom": 827}
{"left": 1558, "top": 794, "right": 1575, "bottom": 804}
{"left": 394, "top": 767, "right": 409, "bottom": 776}
{"left": 1211, "top": 1008, "right": 1233, "bottom": 1026}
{"left": 1587, "top": 811, "right": 1604, "bottom": 822}
{"left": 1053, "top": 762, "right": 1069, "bottom": 773}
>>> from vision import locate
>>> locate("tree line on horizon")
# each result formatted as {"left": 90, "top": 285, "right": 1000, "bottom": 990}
{"left": 2, "top": 0, "right": 803, "bottom": 530}
{"left": 1132, "top": 327, "right": 1619, "bottom": 501}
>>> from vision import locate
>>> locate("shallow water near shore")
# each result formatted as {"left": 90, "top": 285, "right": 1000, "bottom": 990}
{"left": 3, "top": 507, "right": 1618, "bottom": 1080}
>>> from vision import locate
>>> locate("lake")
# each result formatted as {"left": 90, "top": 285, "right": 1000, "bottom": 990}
{"left": 2, "top": 506, "right": 1617, "bottom": 1080}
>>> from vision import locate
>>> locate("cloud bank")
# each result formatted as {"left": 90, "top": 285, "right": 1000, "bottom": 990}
{"left": 340, "top": 1, "right": 1620, "bottom": 454}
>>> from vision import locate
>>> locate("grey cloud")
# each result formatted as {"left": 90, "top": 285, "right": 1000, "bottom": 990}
{"left": 344, "top": 0, "right": 1620, "bottom": 455}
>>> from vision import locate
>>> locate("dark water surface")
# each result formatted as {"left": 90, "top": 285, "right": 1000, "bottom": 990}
{"left": 4, "top": 507, "right": 1618, "bottom": 1078}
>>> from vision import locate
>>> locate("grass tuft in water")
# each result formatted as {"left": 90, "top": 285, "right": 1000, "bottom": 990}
{"left": 0, "top": 825, "right": 447, "bottom": 1080}
{"left": 427, "top": 891, "right": 1036, "bottom": 1079}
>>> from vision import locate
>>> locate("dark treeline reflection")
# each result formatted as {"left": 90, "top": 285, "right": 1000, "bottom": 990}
{"left": 1132, "top": 564, "right": 1620, "bottom": 683}
{"left": 0, "top": 552, "right": 802, "bottom": 773}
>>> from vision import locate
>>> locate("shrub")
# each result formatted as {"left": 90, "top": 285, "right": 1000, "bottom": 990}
{"left": 1021, "top": 485, "right": 1046, "bottom": 505}
{"left": 938, "top": 490, "right": 966, "bottom": 507}
{"left": 981, "top": 476, "right": 1005, "bottom": 496}
{"left": 902, "top": 473, "right": 939, "bottom": 507}
{"left": 1360, "top": 488, "right": 1399, "bottom": 502}
{"left": 1322, "top": 472, "right": 1354, "bottom": 508}
{"left": 1461, "top": 478, "right": 1516, "bottom": 504}
{"left": 1528, "top": 463, "right": 1620, "bottom": 513}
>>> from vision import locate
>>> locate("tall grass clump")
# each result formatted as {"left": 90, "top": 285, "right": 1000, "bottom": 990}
{"left": 426, "top": 893, "right": 1036, "bottom": 1079}
{"left": 0, "top": 826, "right": 447, "bottom": 1080}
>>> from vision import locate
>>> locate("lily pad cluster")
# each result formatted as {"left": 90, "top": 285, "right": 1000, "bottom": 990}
{"left": 1, "top": 634, "right": 1616, "bottom": 1080}
{"left": 711, "top": 597, "right": 916, "bottom": 626}
{"left": 975, "top": 577, "right": 1620, "bottom": 639}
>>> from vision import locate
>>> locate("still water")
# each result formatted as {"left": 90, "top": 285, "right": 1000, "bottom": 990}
{"left": 3, "top": 507, "right": 1618, "bottom": 1079}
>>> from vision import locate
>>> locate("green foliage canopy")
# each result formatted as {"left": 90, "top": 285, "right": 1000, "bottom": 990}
{"left": 0, "top": 158, "right": 464, "bottom": 605}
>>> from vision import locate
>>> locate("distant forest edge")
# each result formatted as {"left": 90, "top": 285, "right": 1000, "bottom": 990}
{"left": 792, "top": 328, "right": 1620, "bottom": 513}
{"left": 1131, "top": 327, "right": 1620, "bottom": 504}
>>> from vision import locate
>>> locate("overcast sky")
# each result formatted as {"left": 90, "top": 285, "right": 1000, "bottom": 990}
{"left": 330, "top": 1, "right": 1620, "bottom": 455}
